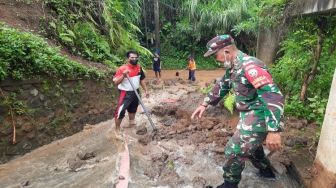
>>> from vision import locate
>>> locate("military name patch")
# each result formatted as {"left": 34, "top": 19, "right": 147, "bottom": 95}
{"left": 244, "top": 66, "right": 273, "bottom": 88}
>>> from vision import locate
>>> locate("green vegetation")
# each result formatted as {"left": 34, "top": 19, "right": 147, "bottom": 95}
{"left": 0, "top": 91, "right": 29, "bottom": 116}
{"left": 157, "top": 0, "right": 288, "bottom": 64}
{"left": 271, "top": 16, "right": 336, "bottom": 125}
{"left": 200, "top": 84, "right": 235, "bottom": 114}
{"left": 1, "top": 0, "right": 335, "bottom": 126}
{"left": 44, "top": 0, "right": 152, "bottom": 66}
{"left": 224, "top": 92, "right": 235, "bottom": 114}
{"left": 0, "top": 23, "right": 104, "bottom": 81}
{"left": 154, "top": 0, "right": 334, "bottom": 124}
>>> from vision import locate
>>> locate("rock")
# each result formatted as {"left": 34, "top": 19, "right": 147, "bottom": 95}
{"left": 201, "top": 119, "right": 215, "bottom": 130}
{"left": 136, "top": 125, "right": 147, "bottom": 135}
{"left": 164, "top": 80, "right": 173, "bottom": 86}
{"left": 27, "top": 132, "right": 35, "bottom": 139}
{"left": 22, "top": 142, "right": 32, "bottom": 150}
{"left": 208, "top": 146, "right": 225, "bottom": 154}
{"left": 291, "top": 122, "right": 304, "bottom": 129}
{"left": 176, "top": 128, "right": 188, "bottom": 134}
{"left": 67, "top": 158, "right": 86, "bottom": 172}
{"left": 168, "top": 130, "right": 176, "bottom": 135}
{"left": 0, "top": 124, "right": 12, "bottom": 136}
{"left": 83, "top": 124, "right": 94, "bottom": 130}
{"left": 158, "top": 169, "right": 182, "bottom": 185}
{"left": 30, "top": 89, "right": 38, "bottom": 96}
{"left": 21, "top": 180, "right": 30, "bottom": 187}
{"left": 271, "top": 162, "right": 287, "bottom": 175}
{"left": 138, "top": 136, "right": 151, "bottom": 145}
{"left": 175, "top": 109, "right": 190, "bottom": 119}
{"left": 30, "top": 98, "right": 42, "bottom": 108}
{"left": 22, "top": 124, "right": 33, "bottom": 133}
{"left": 284, "top": 138, "right": 295, "bottom": 147}
{"left": 295, "top": 137, "right": 309, "bottom": 145}
{"left": 151, "top": 152, "right": 168, "bottom": 162}
{"left": 188, "top": 124, "right": 197, "bottom": 131}
{"left": 144, "top": 164, "right": 161, "bottom": 179}
{"left": 215, "top": 123, "right": 225, "bottom": 129}
{"left": 77, "top": 151, "right": 96, "bottom": 160}
{"left": 39, "top": 94, "right": 45, "bottom": 101}
{"left": 285, "top": 137, "right": 309, "bottom": 147}
{"left": 161, "top": 116, "right": 175, "bottom": 127}
{"left": 287, "top": 119, "right": 308, "bottom": 130}
{"left": 88, "top": 109, "right": 99, "bottom": 114}
{"left": 178, "top": 79, "right": 186, "bottom": 85}
{"left": 191, "top": 132, "right": 206, "bottom": 143}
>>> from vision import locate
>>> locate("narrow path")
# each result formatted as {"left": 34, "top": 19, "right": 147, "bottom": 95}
{"left": 146, "top": 69, "right": 226, "bottom": 85}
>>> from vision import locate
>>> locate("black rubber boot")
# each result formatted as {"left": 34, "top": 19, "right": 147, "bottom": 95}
{"left": 216, "top": 181, "right": 239, "bottom": 188}
{"left": 258, "top": 166, "right": 276, "bottom": 179}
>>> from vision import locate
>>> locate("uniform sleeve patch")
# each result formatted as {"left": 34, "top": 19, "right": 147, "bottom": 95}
{"left": 247, "top": 69, "right": 258, "bottom": 77}
{"left": 244, "top": 66, "right": 273, "bottom": 88}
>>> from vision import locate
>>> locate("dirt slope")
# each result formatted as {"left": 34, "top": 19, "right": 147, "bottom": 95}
{"left": 0, "top": 0, "right": 109, "bottom": 71}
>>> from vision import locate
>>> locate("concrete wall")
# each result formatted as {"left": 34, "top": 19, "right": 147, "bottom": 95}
{"left": 256, "top": 0, "right": 336, "bottom": 65}
{"left": 311, "top": 69, "right": 336, "bottom": 188}
{"left": 294, "top": 0, "right": 336, "bottom": 15}
{"left": 256, "top": 27, "right": 281, "bottom": 65}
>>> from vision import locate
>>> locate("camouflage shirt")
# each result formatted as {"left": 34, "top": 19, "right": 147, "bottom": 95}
{"left": 204, "top": 51, "right": 284, "bottom": 132}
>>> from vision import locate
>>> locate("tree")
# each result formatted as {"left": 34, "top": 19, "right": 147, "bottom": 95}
{"left": 300, "top": 17, "right": 327, "bottom": 101}
{"left": 154, "top": 0, "right": 160, "bottom": 50}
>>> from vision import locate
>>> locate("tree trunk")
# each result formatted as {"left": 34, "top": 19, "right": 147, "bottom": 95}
{"left": 154, "top": 0, "right": 160, "bottom": 50}
{"left": 300, "top": 22, "right": 324, "bottom": 101}
{"left": 143, "top": 0, "right": 149, "bottom": 48}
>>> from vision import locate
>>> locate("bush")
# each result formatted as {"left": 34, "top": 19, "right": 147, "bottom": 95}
{"left": 73, "top": 22, "right": 112, "bottom": 62}
{"left": 285, "top": 95, "right": 327, "bottom": 126}
{"left": 0, "top": 23, "right": 105, "bottom": 81}
{"left": 270, "top": 16, "right": 336, "bottom": 125}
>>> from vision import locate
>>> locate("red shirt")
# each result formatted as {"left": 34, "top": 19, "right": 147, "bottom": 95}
{"left": 114, "top": 63, "right": 145, "bottom": 91}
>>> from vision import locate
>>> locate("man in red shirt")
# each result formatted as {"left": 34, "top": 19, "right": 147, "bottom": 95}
{"left": 113, "top": 51, "right": 149, "bottom": 138}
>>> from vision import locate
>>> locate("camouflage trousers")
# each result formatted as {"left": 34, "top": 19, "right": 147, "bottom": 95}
{"left": 222, "top": 129, "right": 271, "bottom": 184}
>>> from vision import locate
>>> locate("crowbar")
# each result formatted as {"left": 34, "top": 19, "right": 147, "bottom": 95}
{"left": 125, "top": 75, "right": 157, "bottom": 131}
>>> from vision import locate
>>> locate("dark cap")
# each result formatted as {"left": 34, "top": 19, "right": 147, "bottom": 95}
{"left": 204, "top": 34, "right": 235, "bottom": 57}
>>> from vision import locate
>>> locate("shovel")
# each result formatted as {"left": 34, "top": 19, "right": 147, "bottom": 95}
{"left": 125, "top": 75, "right": 157, "bottom": 132}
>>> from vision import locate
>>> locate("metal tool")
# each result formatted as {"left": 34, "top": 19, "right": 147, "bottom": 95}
{"left": 125, "top": 75, "right": 157, "bottom": 131}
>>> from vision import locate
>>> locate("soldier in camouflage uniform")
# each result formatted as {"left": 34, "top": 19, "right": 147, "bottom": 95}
{"left": 191, "top": 35, "right": 284, "bottom": 188}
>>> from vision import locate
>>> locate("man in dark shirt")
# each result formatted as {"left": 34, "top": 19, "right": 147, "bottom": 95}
{"left": 152, "top": 53, "right": 161, "bottom": 79}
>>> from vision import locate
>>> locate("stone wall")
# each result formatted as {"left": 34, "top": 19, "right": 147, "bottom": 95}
{"left": 0, "top": 78, "right": 117, "bottom": 163}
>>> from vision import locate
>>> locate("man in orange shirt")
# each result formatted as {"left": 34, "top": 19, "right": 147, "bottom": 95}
{"left": 112, "top": 51, "right": 149, "bottom": 138}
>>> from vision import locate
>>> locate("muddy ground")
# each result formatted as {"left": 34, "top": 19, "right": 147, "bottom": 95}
{"left": 0, "top": 77, "right": 317, "bottom": 187}
{"left": 0, "top": 1, "right": 318, "bottom": 186}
